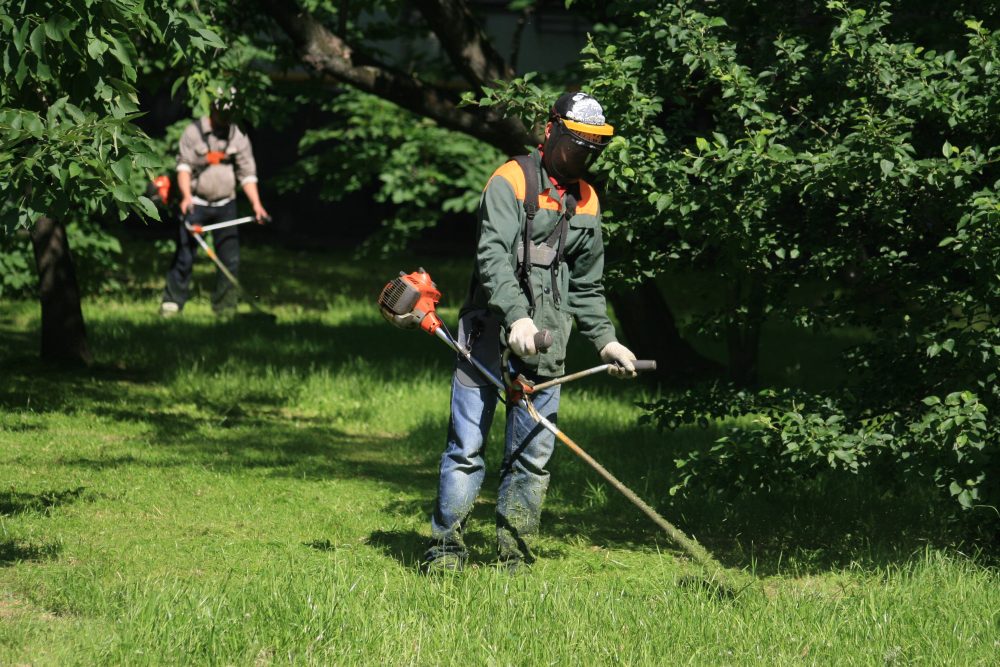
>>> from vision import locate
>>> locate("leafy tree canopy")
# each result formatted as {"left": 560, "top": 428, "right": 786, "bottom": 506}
{"left": 485, "top": 0, "right": 999, "bottom": 526}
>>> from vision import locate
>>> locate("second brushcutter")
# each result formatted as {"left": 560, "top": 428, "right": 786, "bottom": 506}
{"left": 184, "top": 217, "right": 276, "bottom": 322}
{"left": 186, "top": 215, "right": 258, "bottom": 235}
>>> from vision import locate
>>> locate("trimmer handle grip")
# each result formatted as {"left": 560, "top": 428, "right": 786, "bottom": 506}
{"left": 534, "top": 330, "right": 553, "bottom": 353}
{"left": 632, "top": 360, "right": 657, "bottom": 372}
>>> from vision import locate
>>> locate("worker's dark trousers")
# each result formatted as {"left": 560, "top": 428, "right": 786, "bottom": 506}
{"left": 162, "top": 201, "right": 240, "bottom": 313}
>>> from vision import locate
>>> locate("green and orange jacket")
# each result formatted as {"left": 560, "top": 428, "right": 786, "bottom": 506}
{"left": 462, "top": 148, "right": 617, "bottom": 377}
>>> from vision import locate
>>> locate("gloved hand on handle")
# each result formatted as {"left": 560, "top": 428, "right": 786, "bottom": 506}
{"left": 508, "top": 317, "right": 540, "bottom": 357}
{"left": 600, "top": 341, "right": 637, "bottom": 379}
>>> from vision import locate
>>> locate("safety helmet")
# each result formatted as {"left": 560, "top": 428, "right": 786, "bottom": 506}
{"left": 543, "top": 92, "right": 614, "bottom": 181}
{"left": 211, "top": 86, "right": 239, "bottom": 112}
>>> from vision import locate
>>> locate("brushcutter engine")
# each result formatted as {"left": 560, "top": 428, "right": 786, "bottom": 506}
{"left": 378, "top": 268, "right": 443, "bottom": 334}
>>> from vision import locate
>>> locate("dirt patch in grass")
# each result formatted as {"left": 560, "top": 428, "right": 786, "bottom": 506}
{"left": 0, "top": 597, "right": 56, "bottom": 622}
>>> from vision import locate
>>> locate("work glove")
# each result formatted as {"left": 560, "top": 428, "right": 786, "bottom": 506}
{"left": 205, "top": 150, "right": 227, "bottom": 165}
{"left": 600, "top": 341, "right": 637, "bottom": 379}
{"left": 508, "top": 317, "right": 540, "bottom": 357}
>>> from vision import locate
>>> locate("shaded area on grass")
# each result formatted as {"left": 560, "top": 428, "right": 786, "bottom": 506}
{"left": 0, "top": 246, "right": 977, "bottom": 579}
{"left": 0, "top": 491, "right": 78, "bottom": 568}
{"left": 0, "top": 540, "right": 62, "bottom": 567}
{"left": 365, "top": 530, "right": 426, "bottom": 568}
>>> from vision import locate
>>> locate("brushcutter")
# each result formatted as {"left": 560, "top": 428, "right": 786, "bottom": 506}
{"left": 378, "top": 269, "right": 740, "bottom": 586}
{"left": 184, "top": 217, "right": 276, "bottom": 322}
{"left": 186, "top": 215, "right": 259, "bottom": 235}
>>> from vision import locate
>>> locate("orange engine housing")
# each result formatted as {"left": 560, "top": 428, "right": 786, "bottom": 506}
{"left": 378, "top": 269, "right": 443, "bottom": 334}
{"left": 152, "top": 175, "right": 171, "bottom": 205}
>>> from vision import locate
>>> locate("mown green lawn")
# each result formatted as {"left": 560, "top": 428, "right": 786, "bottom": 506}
{"left": 1, "top": 243, "right": 998, "bottom": 665}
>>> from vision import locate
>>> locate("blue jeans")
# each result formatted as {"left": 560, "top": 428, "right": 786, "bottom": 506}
{"left": 428, "top": 312, "right": 561, "bottom": 562}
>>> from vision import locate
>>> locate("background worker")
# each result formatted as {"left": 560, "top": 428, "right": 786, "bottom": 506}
{"left": 423, "top": 92, "right": 638, "bottom": 573}
{"left": 159, "top": 90, "right": 269, "bottom": 317}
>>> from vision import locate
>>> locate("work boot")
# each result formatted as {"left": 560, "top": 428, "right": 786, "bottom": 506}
{"left": 420, "top": 540, "right": 467, "bottom": 574}
{"left": 421, "top": 552, "right": 465, "bottom": 574}
{"left": 159, "top": 301, "right": 180, "bottom": 317}
{"left": 497, "top": 555, "right": 530, "bottom": 576}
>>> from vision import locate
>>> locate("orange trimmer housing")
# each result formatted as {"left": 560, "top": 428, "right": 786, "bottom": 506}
{"left": 153, "top": 175, "right": 171, "bottom": 205}
{"left": 378, "top": 269, "right": 443, "bottom": 334}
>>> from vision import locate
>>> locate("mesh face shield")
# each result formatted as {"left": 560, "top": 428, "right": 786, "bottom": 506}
{"left": 543, "top": 117, "right": 612, "bottom": 181}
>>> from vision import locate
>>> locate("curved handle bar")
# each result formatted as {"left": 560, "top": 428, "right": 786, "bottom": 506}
{"left": 534, "top": 330, "right": 553, "bottom": 353}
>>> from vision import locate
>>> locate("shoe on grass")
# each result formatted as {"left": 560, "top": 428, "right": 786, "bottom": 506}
{"left": 498, "top": 556, "right": 530, "bottom": 575}
{"left": 420, "top": 551, "right": 465, "bottom": 574}
{"left": 159, "top": 301, "right": 180, "bottom": 317}
{"left": 420, "top": 540, "right": 467, "bottom": 574}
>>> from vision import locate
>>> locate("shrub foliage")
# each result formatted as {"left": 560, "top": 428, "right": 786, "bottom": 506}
{"left": 485, "top": 1, "right": 1000, "bottom": 526}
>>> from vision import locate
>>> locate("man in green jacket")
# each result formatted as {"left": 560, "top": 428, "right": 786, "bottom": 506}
{"left": 423, "top": 92, "right": 637, "bottom": 573}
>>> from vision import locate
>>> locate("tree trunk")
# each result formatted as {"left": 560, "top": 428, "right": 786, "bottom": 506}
{"left": 30, "top": 216, "right": 92, "bottom": 365}
{"left": 608, "top": 279, "right": 722, "bottom": 385}
{"left": 725, "top": 275, "right": 764, "bottom": 386}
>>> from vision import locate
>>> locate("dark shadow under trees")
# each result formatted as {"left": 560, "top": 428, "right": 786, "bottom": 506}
{"left": 0, "top": 286, "right": 985, "bottom": 576}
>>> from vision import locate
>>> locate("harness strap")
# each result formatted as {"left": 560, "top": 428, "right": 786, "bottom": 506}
{"left": 512, "top": 155, "right": 538, "bottom": 312}
{"left": 549, "top": 191, "right": 576, "bottom": 304}
{"left": 198, "top": 121, "right": 233, "bottom": 170}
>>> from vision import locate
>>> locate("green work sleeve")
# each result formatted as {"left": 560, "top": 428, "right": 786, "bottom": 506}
{"left": 477, "top": 175, "right": 532, "bottom": 327}
{"left": 567, "top": 221, "right": 617, "bottom": 353}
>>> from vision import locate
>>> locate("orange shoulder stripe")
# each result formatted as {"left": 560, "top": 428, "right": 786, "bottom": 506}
{"left": 577, "top": 180, "right": 600, "bottom": 216}
{"left": 486, "top": 160, "right": 526, "bottom": 200}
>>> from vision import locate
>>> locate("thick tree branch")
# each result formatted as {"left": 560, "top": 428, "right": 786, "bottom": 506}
{"left": 412, "top": 0, "right": 512, "bottom": 89}
{"left": 260, "top": 0, "right": 534, "bottom": 155}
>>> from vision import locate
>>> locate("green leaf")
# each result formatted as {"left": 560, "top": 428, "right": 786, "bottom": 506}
{"left": 22, "top": 113, "right": 43, "bottom": 137}
{"left": 44, "top": 14, "right": 73, "bottom": 42}
{"left": 110, "top": 184, "right": 137, "bottom": 203}
{"left": 170, "top": 75, "right": 186, "bottom": 98}
{"left": 28, "top": 24, "right": 45, "bottom": 55}
{"left": 879, "top": 159, "right": 894, "bottom": 176}
{"left": 695, "top": 137, "right": 710, "bottom": 152}
{"left": 110, "top": 157, "right": 132, "bottom": 182}
{"left": 35, "top": 60, "right": 51, "bottom": 81}
{"left": 13, "top": 21, "right": 29, "bottom": 53}
{"left": 655, "top": 193, "right": 671, "bottom": 213}
{"left": 195, "top": 27, "right": 225, "bottom": 49}
{"left": 87, "top": 37, "right": 108, "bottom": 60}
{"left": 14, "top": 56, "right": 27, "bottom": 87}
{"left": 136, "top": 195, "right": 160, "bottom": 221}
